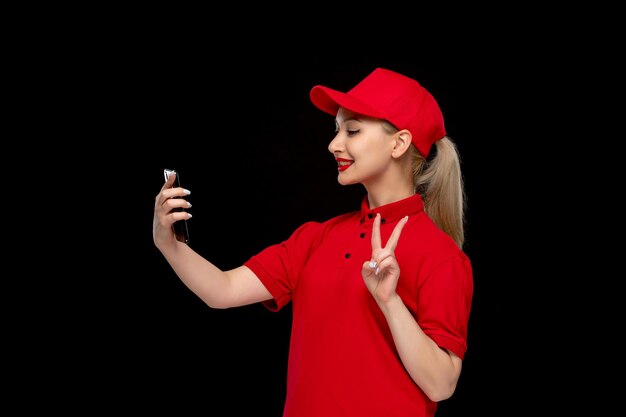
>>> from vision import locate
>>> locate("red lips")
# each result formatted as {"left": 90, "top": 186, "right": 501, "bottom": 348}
{"left": 336, "top": 158, "right": 353, "bottom": 171}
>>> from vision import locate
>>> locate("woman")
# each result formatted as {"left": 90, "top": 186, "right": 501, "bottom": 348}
{"left": 153, "top": 67, "right": 473, "bottom": 417}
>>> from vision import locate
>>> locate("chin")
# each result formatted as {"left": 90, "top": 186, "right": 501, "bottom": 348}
{"left": 337, "top": 176, "right": 357, "bottom": 186}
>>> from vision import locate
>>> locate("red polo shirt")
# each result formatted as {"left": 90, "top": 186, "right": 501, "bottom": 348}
{"left": 244, "top": 194, "right": 473, "bottom": 417}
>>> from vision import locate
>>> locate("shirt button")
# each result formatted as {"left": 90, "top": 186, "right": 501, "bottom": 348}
{"left": 345, "top": 253, "right": 351, "bottom": 259}
{"left": 367, "top": 213, "right": 374, "bottom": 219}
{"left": 381, "top": 218, "right": 386, "bottom": 224}
{"left": 360, "top": 232, "right": 365, "bottom": 238}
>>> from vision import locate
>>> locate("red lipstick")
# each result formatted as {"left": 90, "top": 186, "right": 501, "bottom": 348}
{"left": 336, "top": 158, "right": 353, "bottom": 172}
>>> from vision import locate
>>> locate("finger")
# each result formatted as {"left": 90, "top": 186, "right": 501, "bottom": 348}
{"left": 164, "top": 197, "right": 192, "bottom": 211}
{"left": 363, "top": 260, "right": 378, "bottom": 276}
{"left": 161, "top": 171, "right": 177, "bottom": 192}
{"left": 158, "top": 187, "right": 191, "bottom": 208}
{"left": 170, "top": 210, "right": 192, "bottom": 221}
{"left": 371, "top": 213, "right": 382, "bottom": 250}
{"left": 156, "top": 172, "right": 178, "bottom": 207}
{"left": 384, "top": 215, "right": 409, "bottom": 251}
{"left": 367, "top": 260, "right": 380, "bottom": 275}
{"left": 376, "top": 254, "right": 395, "bottom": 274}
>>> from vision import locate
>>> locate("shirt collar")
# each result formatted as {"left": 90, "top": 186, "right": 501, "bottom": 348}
{"left": 359, "top": 194, "right": 424, "bottom": 225}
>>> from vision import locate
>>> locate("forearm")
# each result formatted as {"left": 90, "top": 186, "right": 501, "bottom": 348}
{"left": 378, "top": 295, "right": 462, "bottom": 402}
{"left": 157, "top": 240, "right": 233, "bottom": 308}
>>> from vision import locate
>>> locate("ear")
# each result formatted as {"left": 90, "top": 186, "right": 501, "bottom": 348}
{"left": 391, "top": 129, "right": 412, "bottom": 159}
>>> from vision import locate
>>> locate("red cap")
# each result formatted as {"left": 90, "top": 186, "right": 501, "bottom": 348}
{"left": 310, "top": 68, "right": 446, "bottom": 157}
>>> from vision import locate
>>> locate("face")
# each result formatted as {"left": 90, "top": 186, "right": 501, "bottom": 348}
{"left": 328, "top": 107, "right": 395, "bottom": 186}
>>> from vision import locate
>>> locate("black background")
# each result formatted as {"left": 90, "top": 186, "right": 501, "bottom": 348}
{"left": 114, "top": 60, "right": 521, "bottom": 415}
{"left": 5, "top": 3, "right": 613, "bottom": 409}
{"left": 20, "top": 49, "right": 564, "bottom": 414}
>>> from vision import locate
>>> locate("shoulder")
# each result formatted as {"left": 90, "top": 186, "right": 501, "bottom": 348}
{"left": 291, "top": 210, "right": 359, "bottom": 241}
{"left": 403, "top": 212, "right": 471, "bottom": 266}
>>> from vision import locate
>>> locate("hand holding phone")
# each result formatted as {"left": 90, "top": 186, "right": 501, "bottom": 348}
{"left": 163, "top": 169, "right": 190, "bottom": 243}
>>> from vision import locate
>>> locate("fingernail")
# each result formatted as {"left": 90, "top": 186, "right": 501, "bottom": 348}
{"left": 369, "top": 260, "right": 377, "bottom": 269}
{"left": 183, "top": 189, "right": 191, "bottom": 195}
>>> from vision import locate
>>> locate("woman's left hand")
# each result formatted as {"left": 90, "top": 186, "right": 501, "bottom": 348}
{"left": 361, "top": 213, "right": 408, "bottom": 303}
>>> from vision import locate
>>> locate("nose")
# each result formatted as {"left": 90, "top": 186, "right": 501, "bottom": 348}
{"left": 328, "top": 133, "right": 343, "bottom": 154}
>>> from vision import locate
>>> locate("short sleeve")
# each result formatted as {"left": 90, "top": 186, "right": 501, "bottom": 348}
{"left": 244, "top": 221, "right": 324, "bottom": 312}
{"left": 417, "top": 253, "right": 473, "bottom": 359}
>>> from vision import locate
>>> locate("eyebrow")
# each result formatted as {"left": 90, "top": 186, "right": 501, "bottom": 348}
{"left": 336, "top": 116, "right": 363, "bottom": 125}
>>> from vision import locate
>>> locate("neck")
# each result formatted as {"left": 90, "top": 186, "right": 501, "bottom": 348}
{"left": 366, "top": 184, "right": 415, "bottom": 209}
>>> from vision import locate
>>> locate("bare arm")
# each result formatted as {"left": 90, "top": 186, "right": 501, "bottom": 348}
{"left": 362, "top": 214, "right": 462, "bottom": 402}
{"left": 377, "top": 295, "right": 462, "bottom": 402}
{"left": 153, "top": 172, "right": 272, "bottom": 309}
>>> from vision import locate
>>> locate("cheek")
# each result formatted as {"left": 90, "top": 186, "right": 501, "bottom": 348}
{"left": 356, "top": 152, "right": 390, "bottom": 178}
{"left": 369, "top": 153, "right": 392, "bottom": 173}
{"left": 346, "top": 138, "right": 377, "bottom": 158}
{"left": 352, "top": 139, "right": 389, "bottom": 162}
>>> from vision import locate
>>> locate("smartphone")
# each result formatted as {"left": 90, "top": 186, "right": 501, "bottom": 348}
{"left": 163, "top": 169, "right": 190, "bottom": 244}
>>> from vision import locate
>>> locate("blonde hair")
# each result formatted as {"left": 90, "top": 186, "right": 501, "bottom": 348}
{"left": 382, "top": 121, "right": 466, "bottom": 248}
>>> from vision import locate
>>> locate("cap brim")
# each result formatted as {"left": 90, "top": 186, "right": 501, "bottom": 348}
{"left": 310, "top": 86, "right": 386, "bottom": 120}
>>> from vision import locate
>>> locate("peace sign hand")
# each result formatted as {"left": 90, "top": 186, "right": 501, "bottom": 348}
{"left": 361, "top": 213, "right": 409, "bottom": 303}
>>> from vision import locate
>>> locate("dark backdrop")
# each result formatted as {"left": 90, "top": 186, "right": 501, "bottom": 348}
{"left": 123, "top": 62, "right": 515, "bottom": 415}
{"left": 37, "top": 57, "right": 545, "bottom": 415}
